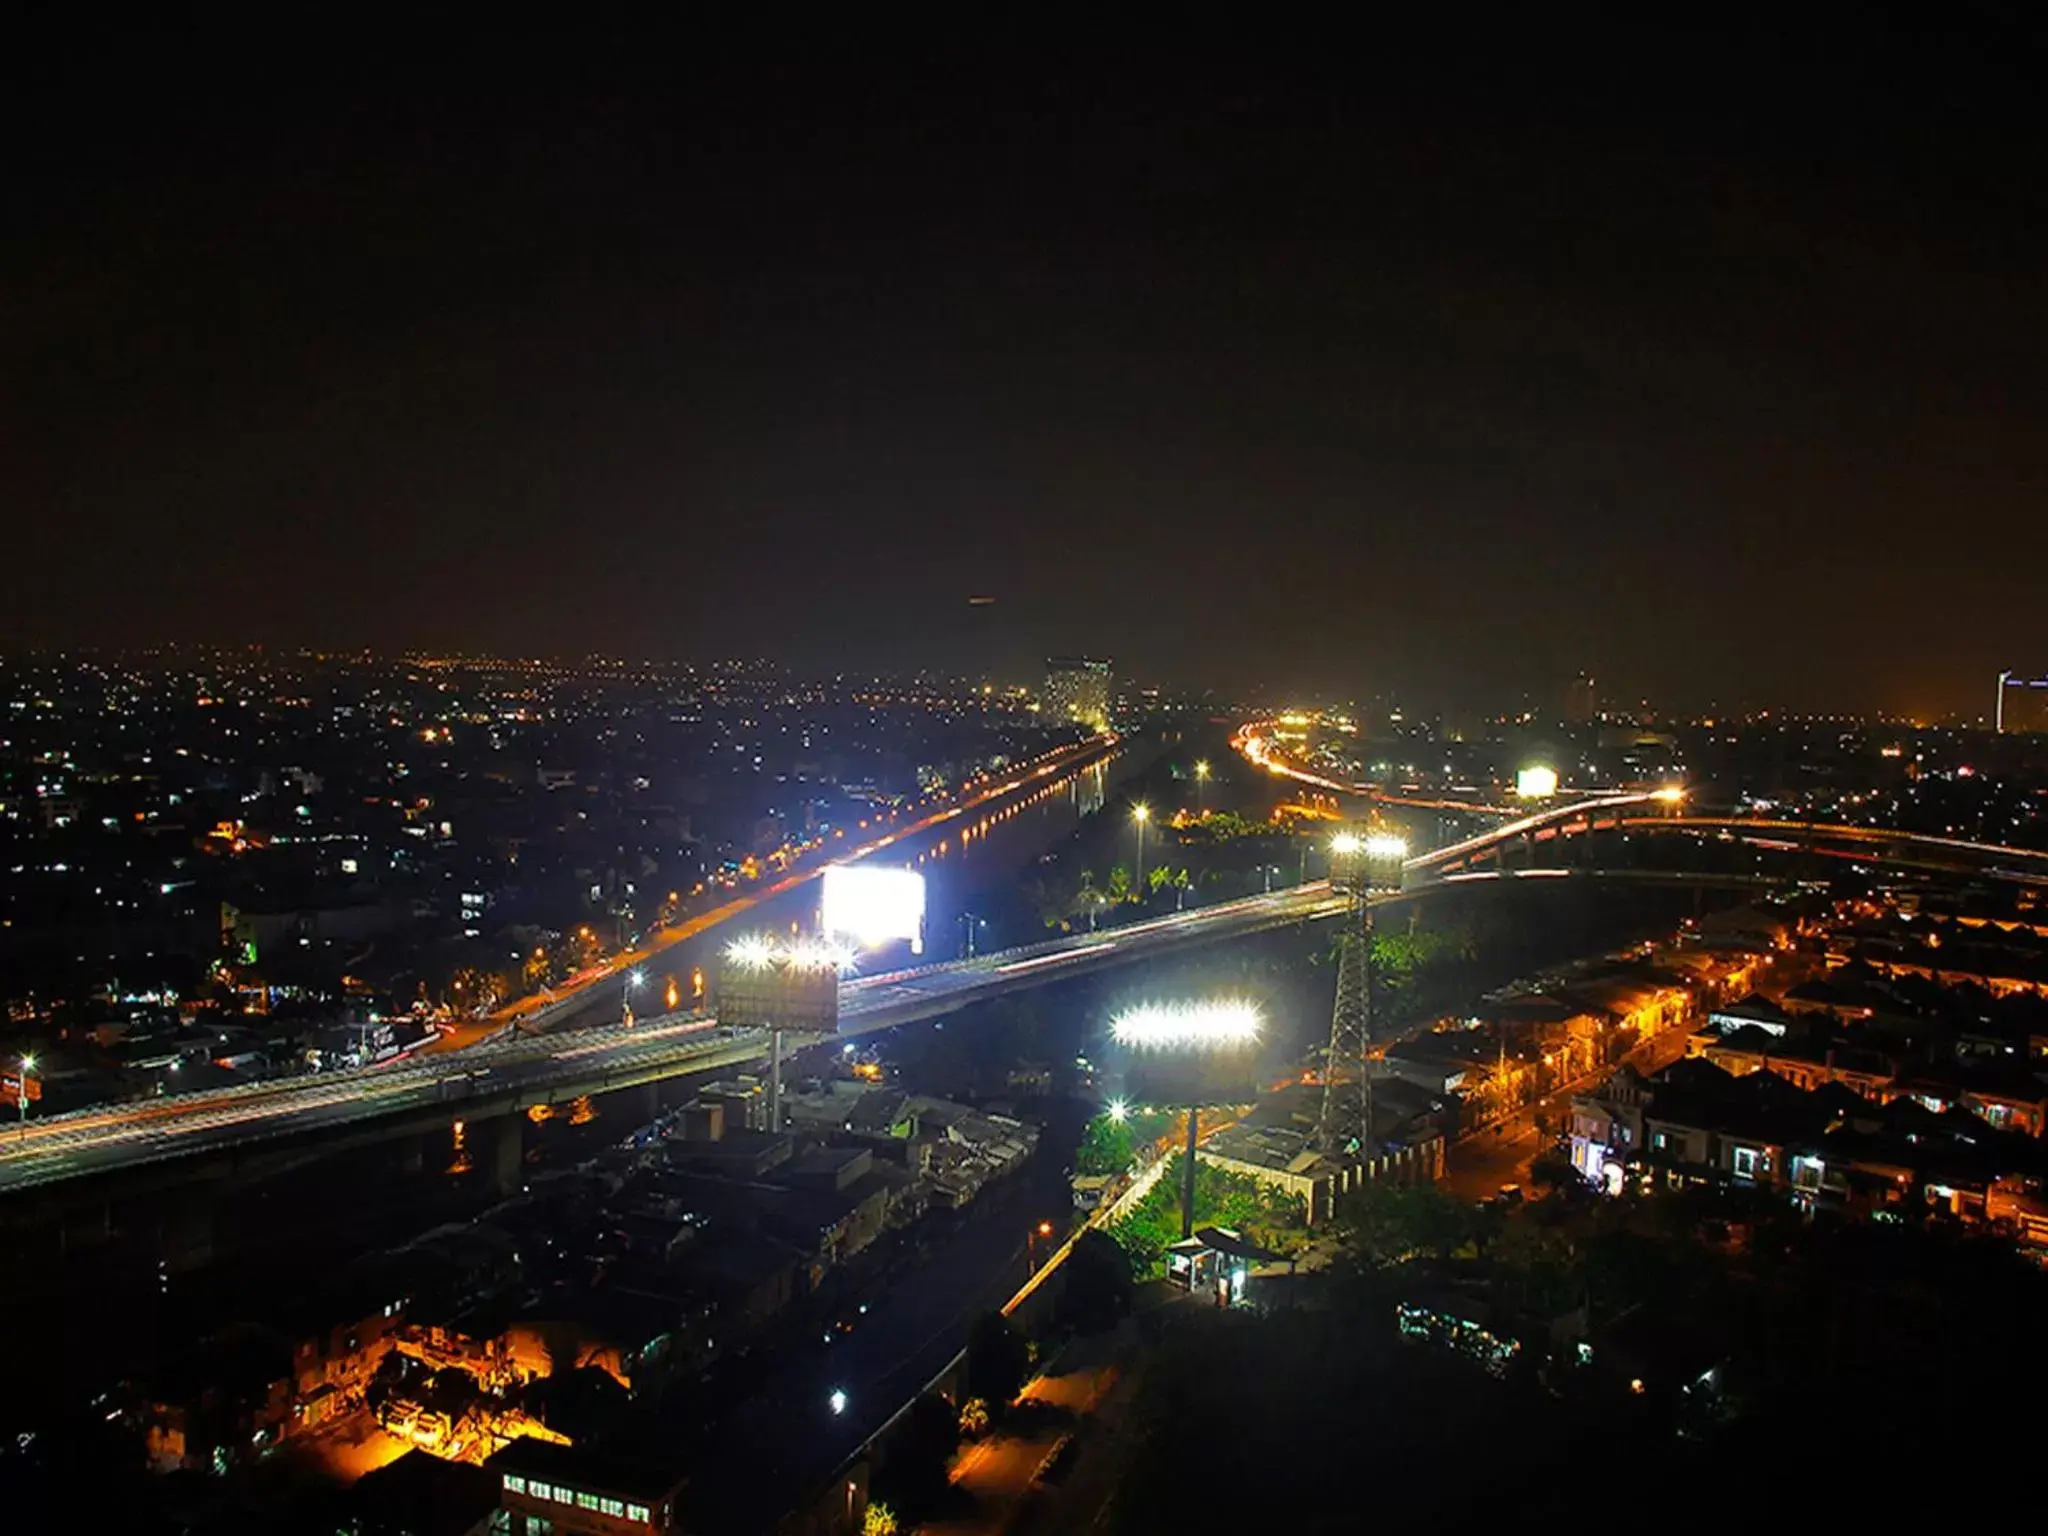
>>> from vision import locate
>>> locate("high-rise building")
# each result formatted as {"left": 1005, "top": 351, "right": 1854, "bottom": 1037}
{"left": 1043, "top": 656, "right": 1114, "bottom": 731}
{"left": 1997, "top": 672, "right": 2048, "bottom": 734}
{"left": 1564, "top": 672, "right": 1598, "bottom": 725}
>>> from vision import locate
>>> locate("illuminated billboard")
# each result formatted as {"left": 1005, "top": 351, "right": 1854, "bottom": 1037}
{"left": 1516, "top": 766, "right": 1559, "bottom": 800}
{"left": 821, "top": 865, "right": 926, "bottom": 954}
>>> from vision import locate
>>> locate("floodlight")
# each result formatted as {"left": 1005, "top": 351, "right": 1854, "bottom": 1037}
{"left": 1110, "top": 999, "right": 1262, "bottom": 1051}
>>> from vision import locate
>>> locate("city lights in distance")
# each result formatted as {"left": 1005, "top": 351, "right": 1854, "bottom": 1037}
{"left": 1110, "top": 999, "right": 1262, "bottom": 1051}
{"left": 820, "top": 865, "right": 926, "bottom": 953}
{"left": 1516, "top": 765, "right": 1560, "bottom": 799}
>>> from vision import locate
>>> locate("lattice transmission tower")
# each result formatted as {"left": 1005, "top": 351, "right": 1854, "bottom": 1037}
{"left": 1318, "top": 826, "right": 1408, "bottom": 1159}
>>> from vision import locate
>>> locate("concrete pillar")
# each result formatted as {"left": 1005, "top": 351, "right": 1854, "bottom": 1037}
{"left": 158, "top": 1198, "right": 215, "bottom": 1274}
{"left": 487, "top": 1114, "right": 525, "bottom": 1197}
{"left": 615, "top": 1081, "right": 659, "bottom": 1124}
{"left": 52, "top": 1200, "right": 114, "bottom": 1259}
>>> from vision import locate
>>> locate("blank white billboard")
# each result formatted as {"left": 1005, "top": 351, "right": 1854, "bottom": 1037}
{"left": 821, "top": 865, "right": 926, "bottom": 954}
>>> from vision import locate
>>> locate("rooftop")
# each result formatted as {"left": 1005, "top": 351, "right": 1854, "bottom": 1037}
{"left": 485, "top": 1436, "right": 686, "bottom": 1505}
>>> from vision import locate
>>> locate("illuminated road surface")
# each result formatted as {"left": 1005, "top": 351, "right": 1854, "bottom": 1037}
{"left": 0, "top": 884, "right": 1347, "bottom": 1195}
{"left": 432, "top": 733, "right": 1123, "bottom": 1050}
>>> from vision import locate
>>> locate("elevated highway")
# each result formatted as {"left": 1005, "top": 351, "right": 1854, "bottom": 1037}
{"left": 1413, "top": 797, "right": 2048, "bottom": 884}
{"left": 1234, "top": 720, "right": 2048, "bottom": 885}
{"left": 0, "top": 884, "right": 1350, "bottom": 1198}
{"left": 13, "top": 797, "right": 2039, "bottom": 1199}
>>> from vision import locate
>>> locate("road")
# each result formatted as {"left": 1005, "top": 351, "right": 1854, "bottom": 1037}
{"left": 674, "top": 1097, "right": 1087, "bottom": 1533}
{"left": 839, "top": 883, "right": 1349, "bottom": 1035}
{"left": 433, "top": 734, "right": 1125, "bottom": 1050}
{"left": 0, "top": 1016, "right": 782, "bottom": 1193}
{"left": 0, "top": 884, "right": 1349, "bottom": 1196}
{"left": 1444, "top": 1019, "right": 1696, "bottom": 1199}
{"left": 926, "top": 1333, "right": 1129, "bottom": 1536}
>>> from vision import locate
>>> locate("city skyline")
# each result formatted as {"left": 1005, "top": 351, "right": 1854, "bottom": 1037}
{"left": 9, "top": 24, "right": 2045, "bottom": 717}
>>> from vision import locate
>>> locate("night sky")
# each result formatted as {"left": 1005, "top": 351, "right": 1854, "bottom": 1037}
{"left": 8, "top": 18, "right": 2045, "bottom": 714}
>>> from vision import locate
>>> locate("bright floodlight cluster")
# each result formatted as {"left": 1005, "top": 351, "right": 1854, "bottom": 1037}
{"left": 1109, "top": 999, "right": 1262, "bottom": 1051}
{"left": 723, "top": 934, "right": 856, "bottom": 973}
{"left": 1331, "top": 832, "right": 1408, "bottom": 860}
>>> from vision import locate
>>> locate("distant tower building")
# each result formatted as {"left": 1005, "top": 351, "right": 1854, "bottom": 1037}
{"left": 1564, "top": 672, "right": 1598, "bottom": 725}
{"left": 1997, "top": 671, "right": 2048, "bottom": 733}
{"left": 1042, "top": 656, "right": 1114, "bottom": 731}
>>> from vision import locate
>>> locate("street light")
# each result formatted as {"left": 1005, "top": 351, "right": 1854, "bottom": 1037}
{"left": 829, "top": 1388, "right": 848, "bottom": 1416}
{"left": 1106, "top": 1097, "right": 1129, "bottom": 1123}
{"left": 1194, "top": 760, "right": 1211, "bottom": 815}
{"left": 15, "top": 1054, "right": 35, "bottom": 1122}
{"left": 1028, "top": 1218, "right": 1056, "bottom": 1271}
{"left": 1131, "top": 803, "right": 1151, "bottom": 892}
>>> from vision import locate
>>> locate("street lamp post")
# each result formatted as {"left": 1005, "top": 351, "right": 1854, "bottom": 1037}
{"left": 15, "top": 1054, "right": 34, "bottom": 1123}
{"left": 1194, "top": 760, "right": 1210, "bottom": 816}
{"left": 1131, "top": 803, "right": 1150, "bottom": 892}
{"left": 622, "top": 968, "right": 643, "bottom": 1027}
{"left": 1027, "top": 1218, "right": 1055, "bottom": 1272}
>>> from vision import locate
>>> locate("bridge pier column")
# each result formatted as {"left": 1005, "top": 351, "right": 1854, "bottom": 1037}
{"left": 157, "top": 1197, "right": 215, "bottom": 1275}
{"left": 487, "top": 1114, "right": 525, "bottom": 1198}
{"left": 55, "top": 1200, "right": 114, "bottom": 1259}
{"left": 623, "top": 1082, "right": 661, "bottom": 1125}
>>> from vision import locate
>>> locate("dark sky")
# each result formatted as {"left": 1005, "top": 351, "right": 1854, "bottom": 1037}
{"left": 7, "top": 17, "right": 2045, "bottom": 715}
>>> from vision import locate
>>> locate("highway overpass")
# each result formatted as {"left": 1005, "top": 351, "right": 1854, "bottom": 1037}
{"left": 1235, "top": 721, "right": 2048, "bottom": 885}
{"left": 1411, "top": 795, "right": 2048, "bottom": 884}
{"left": 0, "top": 883, "right": 1351, "bottom": 1198}
{"left": 11, "top": 806, "right": 2035, "bottom": 1199}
